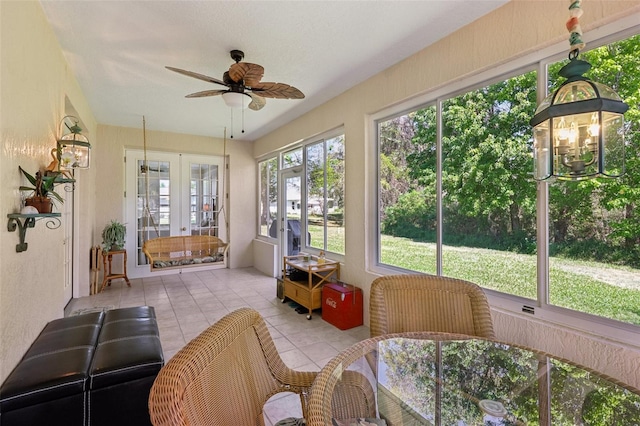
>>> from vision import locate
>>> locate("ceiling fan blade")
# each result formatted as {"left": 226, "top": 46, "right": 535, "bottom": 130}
{"left": 166, "top": 66, "right": 227, "bottom": 87}
{"left": 229, "top": 62, "right": 264, "bottom": 86}
{"left": 185, "top": 89, "right": 228, "bottom": 98}
{"left": 250, "top": 82, "right": 305, "bottom": 99}
{"left": 247, "top": 93, "right": 266, "bottom": 111}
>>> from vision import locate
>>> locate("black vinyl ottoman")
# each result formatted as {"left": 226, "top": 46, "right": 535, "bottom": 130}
{"left": 0, "top": 306, "right": 163, "bottom": 426}
{"left": 0, "top": 311, "right": 104, "bottom": 426}
{"left": 89, "top": 306, "right": 164, "bottom": 426}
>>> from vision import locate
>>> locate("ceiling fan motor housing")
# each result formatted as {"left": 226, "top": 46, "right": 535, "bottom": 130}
{"left": 223, "top": 71, "right": 245, "bottom": 91}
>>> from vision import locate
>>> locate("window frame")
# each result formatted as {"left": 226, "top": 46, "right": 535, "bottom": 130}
{"left": 370, "top": 22, "right": 640, "bottom": 347}
{"left": 256, "top": 127, "right": 346, "bottom": 260}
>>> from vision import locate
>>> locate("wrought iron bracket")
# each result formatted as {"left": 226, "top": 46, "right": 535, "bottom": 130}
{"left": 7, "top": 213, "right": 61, "bottom": 252}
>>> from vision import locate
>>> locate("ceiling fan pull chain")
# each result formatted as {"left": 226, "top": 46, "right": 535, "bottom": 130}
{"left": 241, "top": 104, "right": 245, "bottom": 135}
{"left": 230, "top": 108, "right": 234, "bottom": 139}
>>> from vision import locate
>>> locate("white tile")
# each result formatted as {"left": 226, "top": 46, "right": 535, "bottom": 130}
{"left": 66, "top": 266, "right": 371, "bottom": 396}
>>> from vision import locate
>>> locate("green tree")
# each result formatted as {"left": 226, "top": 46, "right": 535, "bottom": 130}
{"left": 549, "top": 35, "right": 640, "bottom": 266}
{"left": 379, "top": 113, "right": 424, "bottom": 223}
{"left": 380, "top": 34, "right": 639, "bottom": 266}
{"left": 401, "top": 73, "right": 538, "bottom": 249}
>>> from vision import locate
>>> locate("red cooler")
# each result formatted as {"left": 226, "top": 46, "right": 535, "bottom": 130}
{"left": 322, "top": 283, "right": 363, "bottom": 330}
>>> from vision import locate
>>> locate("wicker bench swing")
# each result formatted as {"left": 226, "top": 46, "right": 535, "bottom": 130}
{"left": 142, "top": 235, "right": 228, "bottom": 272}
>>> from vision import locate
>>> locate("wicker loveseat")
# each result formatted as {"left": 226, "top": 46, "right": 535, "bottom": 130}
{"left": 142, "top": 235, "right": 228, "bottom": 271}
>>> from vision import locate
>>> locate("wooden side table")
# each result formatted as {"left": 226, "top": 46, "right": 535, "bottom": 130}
{"left": 100, "top": 249, "right": 131, "bottom": 292}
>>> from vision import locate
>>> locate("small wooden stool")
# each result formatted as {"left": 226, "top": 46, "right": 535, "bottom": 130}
{"left": 100, "top": 249, "right": 131, "bottom": 292}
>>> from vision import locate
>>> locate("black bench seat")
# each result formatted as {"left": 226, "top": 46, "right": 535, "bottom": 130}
{"left": 0, "top": 306, "right": 163, "bottom": 426}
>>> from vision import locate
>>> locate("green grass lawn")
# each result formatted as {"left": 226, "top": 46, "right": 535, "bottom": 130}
{"left": 308, "top": 222, "right": 345, "bottom": 254}
{"left": 307, "top": 224, "right": 640, "bottom": 325}
{"left": 380, "top": 235, "right": 640, "bottom": 326}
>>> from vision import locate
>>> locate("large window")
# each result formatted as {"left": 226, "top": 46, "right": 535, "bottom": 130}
{"left": 379, "top": 107, "right": 437, "bottom": 272}
{"left": 377, "top": 32, "right": 639, "bottom": 327}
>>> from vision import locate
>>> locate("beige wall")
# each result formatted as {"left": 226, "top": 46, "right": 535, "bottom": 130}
{"left": 252, "top": 0, "right": 640, "bottom": 389}
{"left": 1, "top": 1, "right": 97, "bottom": 382}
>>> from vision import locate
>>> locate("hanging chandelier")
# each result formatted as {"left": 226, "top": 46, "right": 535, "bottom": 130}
{"left": 530, "top": 0, "right": 629, "bottom": 181}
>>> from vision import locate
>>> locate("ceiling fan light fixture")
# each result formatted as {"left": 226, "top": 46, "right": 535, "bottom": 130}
{"left": 222, "top": 92, "right": 249, "bottom": 109}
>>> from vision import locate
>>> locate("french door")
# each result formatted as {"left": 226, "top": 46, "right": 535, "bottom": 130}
{"left": 125, "top": 149, "right": 226, "bottom": 278}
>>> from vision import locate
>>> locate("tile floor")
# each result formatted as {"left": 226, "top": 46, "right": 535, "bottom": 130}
{"left": 65, "top": 267, "right": 370, "bottom": 425}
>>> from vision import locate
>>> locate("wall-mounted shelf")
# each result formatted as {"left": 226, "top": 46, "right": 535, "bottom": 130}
{"left": 7, "top": 213, "right": 62, "bottom": 252}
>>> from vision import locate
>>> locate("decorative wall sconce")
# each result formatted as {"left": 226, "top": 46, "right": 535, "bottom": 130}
{"left": 530, "top": 0, "right": 629, "bottom": 181}
{"left": 58, "top": 115, "right": 91, "bottom": 170}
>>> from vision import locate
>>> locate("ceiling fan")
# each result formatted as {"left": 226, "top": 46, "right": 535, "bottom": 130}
{"left": 166, "top": 50, "right": 304, "bottom": 111}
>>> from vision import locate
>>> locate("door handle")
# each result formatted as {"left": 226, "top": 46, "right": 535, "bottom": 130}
{"left": 181, "top": 227, "right": 187, "bottom": 231}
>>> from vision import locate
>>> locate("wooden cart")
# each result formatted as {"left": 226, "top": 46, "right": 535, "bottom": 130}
{"left": 282, "top": 254, "right": 340, "bottom": 319}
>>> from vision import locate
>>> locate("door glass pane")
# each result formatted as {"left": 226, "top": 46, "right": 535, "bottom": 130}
{"left": 190, "top": 162, "right": 219, "bottom": 236}
{"left": 284, "top": 175, "right": 303, "bottom": 256}
{"left": 306, "top": 142, "right": 324, "bottom": 250}
{"left": 136, "top": 160, "right": 170, "bottom": 266}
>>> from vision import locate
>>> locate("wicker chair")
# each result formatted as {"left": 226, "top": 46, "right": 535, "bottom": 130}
{"left": 148, "top": 307, "right": 375, "bottom": 425}
{"left": 369, "top": 274, "right": 495, "bottom": 338}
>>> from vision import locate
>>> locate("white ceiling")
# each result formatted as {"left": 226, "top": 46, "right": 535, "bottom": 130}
{"left": 40, "top": 1, "right": 508, "bottom": 142}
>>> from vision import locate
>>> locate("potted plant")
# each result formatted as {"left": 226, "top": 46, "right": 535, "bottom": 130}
{"left": 19, "top": 166, "right": 64, "bottom": 213}
{"left": 102, "top": 220, "right": 126, "bottom": 252}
